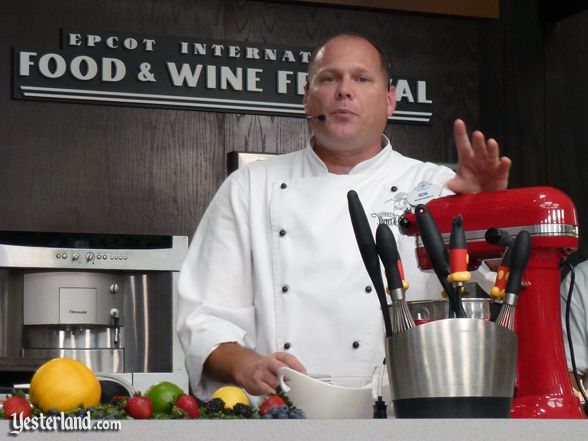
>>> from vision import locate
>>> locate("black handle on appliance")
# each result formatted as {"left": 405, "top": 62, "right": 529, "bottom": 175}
{"left": 485, "top": 227, "right": 512, "bottom": 247}
{"left": 375, "top": 223, "right": 404, "bottom": 292}
{"left": 347, "top": 190, "right": 393, "bottom": 338}
{"left": 505, "top": 230, "right": 531, "bottom": 296}
{"left": 414, "top": 204, "right": 466, "bottom": 318}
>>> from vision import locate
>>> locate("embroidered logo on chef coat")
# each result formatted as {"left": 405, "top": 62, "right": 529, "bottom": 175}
{"left": 371, "top": 191, "right": 411, "bottom": 226}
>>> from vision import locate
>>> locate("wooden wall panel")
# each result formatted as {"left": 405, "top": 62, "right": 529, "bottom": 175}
{"left": 479, "top": 0, "right": 547, "bottom": 190}
{"left": 0, "top": 0, "right": 485, "bottom": 240}
{"left": 545, "top": 8, "right": 588, "bottom": 261}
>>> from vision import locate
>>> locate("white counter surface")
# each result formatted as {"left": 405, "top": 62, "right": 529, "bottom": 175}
{"left": 2, "top": 418, "right": 588, "bottom": 440}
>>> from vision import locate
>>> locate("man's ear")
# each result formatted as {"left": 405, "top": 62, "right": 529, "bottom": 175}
{"left": 387, "top": 85, "right": 397, "bottom": 117}
{"left": 303, "top": 82, "right": 310, "bottom": 112}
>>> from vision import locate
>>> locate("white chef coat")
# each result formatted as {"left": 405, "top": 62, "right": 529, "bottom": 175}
{"left": 561, "top": 261, "right": 588, "bottom": 373}
{"left": 177, "top": 137, "right": 456, "bottom": 398}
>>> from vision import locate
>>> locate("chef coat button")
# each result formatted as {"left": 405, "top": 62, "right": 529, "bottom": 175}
{"left": 391, "top": 186, "right": 398, "bottom": 192}
{"left": 365, "top": 286, "right": 372, "bottom": 293}
{"left": 280, "top": 182, "right": 287, "bottom": 189}
{"left": 279, "top": 229, "right": 287, "bottom": 237}
{"left": 282, "top": 285, "right": 289, "bottom": 293}
{"left": 284, "top": 342, "right": 291, "bottom": 350}
{"left": 352, "top": 341, "right": 360, "bottom": 349}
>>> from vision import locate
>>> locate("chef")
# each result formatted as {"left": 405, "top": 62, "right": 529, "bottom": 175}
{"left": 176, "top": 32, "right": 511, "bottom": 398}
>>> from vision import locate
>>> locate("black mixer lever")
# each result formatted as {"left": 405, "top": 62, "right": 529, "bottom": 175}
{"left": 110, "top": 308, "right": 120, "bottom": 348}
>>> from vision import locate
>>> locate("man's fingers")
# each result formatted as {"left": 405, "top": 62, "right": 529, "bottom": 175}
{"left": 273, "top": 352, "right": 307, "bottom": 374}
{"left": 453, "top": 119, "right": 472, "bottom": 155}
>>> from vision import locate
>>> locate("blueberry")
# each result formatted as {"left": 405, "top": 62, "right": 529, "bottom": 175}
{"left": 277, "top": 411, "right": 289, "bottom": 419}
{"left": 261, "top": 413, "right": 274, "bottom": 419}
{"left": 47, "top": 408, "right": 59, "bottom": 417}
{"left": 269, "top": 408, "right": 280, "bottom": 417}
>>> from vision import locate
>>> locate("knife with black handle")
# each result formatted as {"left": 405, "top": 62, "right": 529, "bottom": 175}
{"left": 347, "top": 190, "right": 393, "bottom": 338}
{"left": 415, "top": 204, "right": 466, "bottom": 318}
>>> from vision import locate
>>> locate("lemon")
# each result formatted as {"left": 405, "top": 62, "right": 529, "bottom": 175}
{"left": 210, "top": 386, "right": 250, "bottom": 409}
{"left": 29, "top": 358, "right": 101, "bottom": 413}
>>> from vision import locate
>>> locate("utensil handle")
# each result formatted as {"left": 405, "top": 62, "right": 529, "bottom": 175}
{"left": 348, "top": 190, "right": 393, "bottom": 337}
{"left": 375, "top": 223, "right": 404, "bottom": 291}
{"left": 505, "top": 230, "right": 531, "bottom": 295}
{"left": 415, "top": 205, "right": 466, "bottom": 318}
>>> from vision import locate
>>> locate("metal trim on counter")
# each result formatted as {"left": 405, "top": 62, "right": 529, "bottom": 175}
{"left": 1, "top": 419, "right": 588, "bottom": 441}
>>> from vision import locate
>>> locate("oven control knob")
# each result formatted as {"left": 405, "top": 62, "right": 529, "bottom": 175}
{"left": 110, "top": 283, "right": 119, "bottom": 294}
{"left": 86, "top": 252, "right": 95, "bottom": 262}
{"left": 72, "top": 252, "right": 80, "bottom": 261}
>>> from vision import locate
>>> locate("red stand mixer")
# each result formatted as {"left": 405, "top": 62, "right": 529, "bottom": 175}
{"left": 399, "top": 186, "right": 585, "bottom": 418}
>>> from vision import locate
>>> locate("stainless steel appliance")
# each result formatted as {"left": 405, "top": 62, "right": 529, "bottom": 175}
{"left": 0, "top": 231, "right": 188, "bottom": 394}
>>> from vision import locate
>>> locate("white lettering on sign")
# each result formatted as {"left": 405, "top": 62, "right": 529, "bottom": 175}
{"left": 396, "top": 79, "right": 415, "bottom": 103}
{"left": 394, "top": 79, "right": 433, "bottom": 104}
{"left": 247, "top": 68, "right": 263, "bottom": 92}
{"left": 102, "top": 58, "right": 127, "bottom": 82}
{"left": 277, "top": 70, "right": 292, "bottom": 94}
{"left": 39, "top": 54, "right": 67, "bottom": 78}
{"left": 418, "top": 80, "right": 432, "bottom": 104}
{"left": 70, "top": 56, "right": 98, "bottom": 80}
{"left": 19, "top": 52, "right": 127, "bottom": 82}
{"left": 19, "top": 51, "right": 37, "bottom": 76}
{"left": 166, "top": 62, "right": 203, "bottom": 87}
{"left": 276, "top": 70, "right": 307, "bottom": 95}
{"left": 176, "top": 42, "right": 311, "bottom": 64}
{"left": 166, "top": 63, "right": 264, "bottom": 92}
{"left": 67, "top": 33, "right": 156, "bottom": 51}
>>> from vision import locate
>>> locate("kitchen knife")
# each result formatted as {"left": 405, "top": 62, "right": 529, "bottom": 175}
{"left": 414, "top": 204, "right": 466, "bottom": 318}
{"left": 347, "top": 190, "right": 393, "bottom": 338}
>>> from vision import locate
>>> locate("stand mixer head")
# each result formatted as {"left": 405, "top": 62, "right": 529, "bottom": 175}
{"left": 399, "top": 186, "right": 585, "bottom": 418}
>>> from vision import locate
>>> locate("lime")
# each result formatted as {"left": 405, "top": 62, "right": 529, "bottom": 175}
{"left": 144, "top": 381, "right": 184, "bottom": 414}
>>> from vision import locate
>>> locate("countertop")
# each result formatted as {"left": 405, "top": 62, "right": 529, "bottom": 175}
{"left": 2, "top": 418, "right": 588, "bottom": 440}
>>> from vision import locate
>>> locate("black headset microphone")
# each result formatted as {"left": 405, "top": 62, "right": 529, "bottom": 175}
{"left": 306, "top": 114, "right": 326, "bottom": 122}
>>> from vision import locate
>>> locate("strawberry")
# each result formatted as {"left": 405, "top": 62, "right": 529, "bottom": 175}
{"left": 175, "top": 394, "right": 200, "bottom": 419}
{"left": 259, "top": 394, "right": 287, "bottom": 416}
{"left": 2, "top": 396, "right": 32, "bottom": 419}
{"left": 125, "top": 394, "right": 153, "bottom": 419}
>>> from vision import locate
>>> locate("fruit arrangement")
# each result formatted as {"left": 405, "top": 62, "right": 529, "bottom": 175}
{"left": 0, "top": 358, "right": 305, "bottom": 421}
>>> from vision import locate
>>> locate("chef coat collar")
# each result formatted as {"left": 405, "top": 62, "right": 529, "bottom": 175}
{"left": 307, "top": 135, "right": 393, "bottom": 176}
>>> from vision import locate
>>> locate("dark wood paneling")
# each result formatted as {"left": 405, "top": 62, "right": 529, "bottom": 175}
{"left": 545, "top": 8, "right": 588, "bottom": 260}
{"left": 0, "top": 0, "right": 485, "bottom": 239}
{"left": 284, "top": 0, "right": 500, "bottom": 18}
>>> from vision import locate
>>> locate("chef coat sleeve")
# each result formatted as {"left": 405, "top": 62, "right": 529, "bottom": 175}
{"left": 176, "top": 173, "right": 256, "bottom": 390}
{"left": 561, "top": 262, "right": 588, "bottom": 373}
